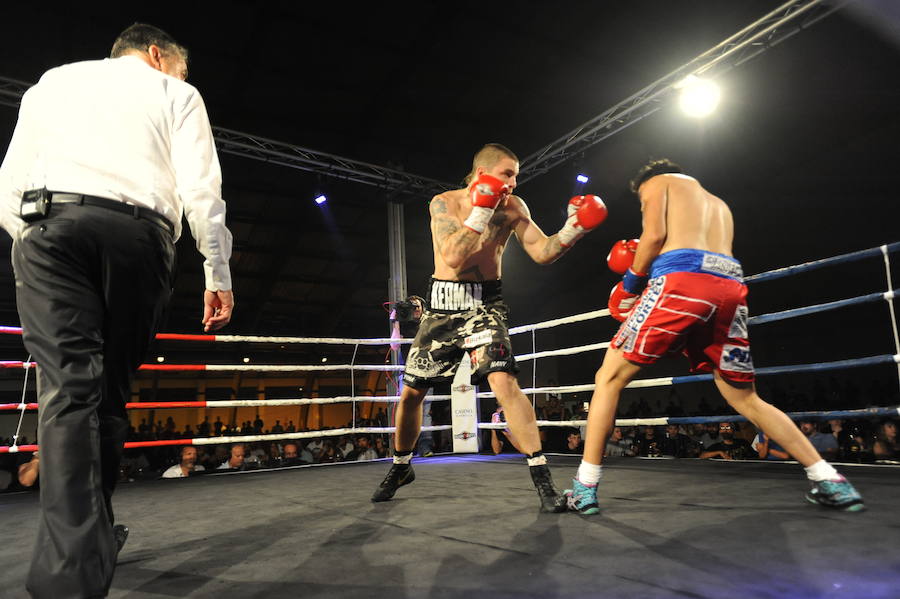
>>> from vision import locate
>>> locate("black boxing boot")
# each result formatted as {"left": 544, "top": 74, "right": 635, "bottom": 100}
{"left": 372, "top": 451, "right": 415, "bottom": 502}
{"left": 527, "top": 453, "right": 566, "bottom": 513}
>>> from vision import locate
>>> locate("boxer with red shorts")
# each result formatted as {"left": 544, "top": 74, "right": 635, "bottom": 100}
{"left": 567, "top": 159, "right": 864, "bottom": 517}
{"left": 612, "top": 249, "right": 753, "bottom": 383}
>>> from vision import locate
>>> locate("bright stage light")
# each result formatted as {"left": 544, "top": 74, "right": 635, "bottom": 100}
{"left": 314, "top": 194, "right": 327, "bottom": 205}
{"left": 677, "top": 76, "right": 720, "bottom": 118}
{"left": 576, "top": 174, "right": 589, "bottom": 184}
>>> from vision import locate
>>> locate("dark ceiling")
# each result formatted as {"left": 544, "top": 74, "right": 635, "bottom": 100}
{"left": 1, "top": 1, "right": 899, "bottom": 367}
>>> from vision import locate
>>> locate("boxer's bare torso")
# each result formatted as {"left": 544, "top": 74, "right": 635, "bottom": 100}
{"left": 632, "top": 173, "right": 734, "bottom": 272}
{"left": 430, "top": 189, "right": 531, "bottom": 281}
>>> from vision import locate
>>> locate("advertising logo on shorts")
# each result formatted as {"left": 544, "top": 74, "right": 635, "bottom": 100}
{"left": 620, "top": 276, "right": 665, "bottom": 352}
{"left": 720, "top": 344, "right": 754, "bottom": 373}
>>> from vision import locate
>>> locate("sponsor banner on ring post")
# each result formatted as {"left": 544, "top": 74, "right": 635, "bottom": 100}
{"left": 451, "top": 355, "right": 479, "bottom": 453}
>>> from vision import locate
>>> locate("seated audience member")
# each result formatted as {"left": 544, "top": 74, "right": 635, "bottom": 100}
{"left": 264, "top": 443, "right": 283, "bottom": 468}
{"left": 633, "top": 426, "right": 662, "bottom": 457}
{"left": 752, "top": 430, "right": 790, "bottom": 461}
{"left": 120, "top": 450, "right": 151, "bottom": 480}
{"left": 660, "top": 424, "right": 698, "bottom": 458}
{"left": 697, "top": 422, "right": 722, "bottom": 450}
{"left": 317, "top": 440, "right": 343, "bottom": 464}
{"left": 490, "top": 405, "right": 523, "bottom": 455}
{"left": 561, "top": 429, "right": 585, "bottom": 455}
{"left": 162, "top": 446, "right": 206, "bottom": 478}
{"left": 338, "top": 435, "right": 355, "bottom": 458}
{"left": 281, "top": 442, "right": 303, "bottom": 466}
{"left": 18, "top": 451, "right": 40, "bottom": 488}
{"left": 245, "top": 442, "right": 267, "bottom": 468}
{"left": 604, "top": 427, "right": 635, "bottom": 457}
{"left": 373, "top": 436, "right": 389, "bottom": 458}
{"left": 217, "top": 444, "right": 247, "bottom": 470}
{"left": 873, "top": 419, "right": 900, "bottom": 459}
{"left": 349, "top": 436, "right": 379, "bottom": 461}
{"left": 307, "top": 437, "right": 326, "bottom": 461}
{"left": 799, "top": 419, "right": 839, "bottom": 461}
{"left": 700, "top": 422, "right": 757, "bottom": 460}
{"left": 841, "top": 422, "right": 874, "bottom": 463}
{"left": 827, "top": 419, "right": 851, "bottom": 449}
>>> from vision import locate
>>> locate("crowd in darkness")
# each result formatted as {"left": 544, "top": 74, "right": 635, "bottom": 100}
{"left": 3, "top": 377, "right": 899, "bottom": 491}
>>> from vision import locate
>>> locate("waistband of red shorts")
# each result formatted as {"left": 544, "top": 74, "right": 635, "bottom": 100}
{"left": 650, "top": 249, "right": 743, "bottom": 282}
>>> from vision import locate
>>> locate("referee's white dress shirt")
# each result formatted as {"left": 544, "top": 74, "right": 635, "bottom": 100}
{"left": 0, "top": 55, "right": 232, "bottom": 291}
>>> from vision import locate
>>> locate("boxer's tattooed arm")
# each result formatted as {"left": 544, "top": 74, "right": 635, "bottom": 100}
{"left": 484, "top": 211, "right": 510, "bottom": 243}
{"left": 541, "top": 234, "right": 568, "bottom": 261}
{"left": 431, "top": 197, "right": 480, "bottom": 260}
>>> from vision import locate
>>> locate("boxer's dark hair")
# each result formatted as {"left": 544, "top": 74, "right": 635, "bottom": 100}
{"left": 630, "top": 158, "right": 683, "bottom": 195}
{"left": 464, "top": 143, "right": 519, "bottom": 185}
{"left": 111, "top": 23, "right": 187, "bottom": 60}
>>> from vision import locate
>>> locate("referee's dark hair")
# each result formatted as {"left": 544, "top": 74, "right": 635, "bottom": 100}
{"left": 110, "top": 23, "right": 187, "bottom": 60}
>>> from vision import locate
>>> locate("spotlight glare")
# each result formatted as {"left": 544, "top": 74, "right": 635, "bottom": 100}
{"left": 576, "top": 174, "right": 589, "bottom": 184}
{"left": 678, "top": 76, "right": 721, "bottom": 118}
{"left": 156, "top": 356, "right": 165, "bottom": 363}
{"left": 242, "top": 357, "right": 250, "bottom": 363}
{"left": 314, "top": 194, "right": 327, "bottom": 205}
{"left": 321, "top": 357, "right": 328, "bottom": 363}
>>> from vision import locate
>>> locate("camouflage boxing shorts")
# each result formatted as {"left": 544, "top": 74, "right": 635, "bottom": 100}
{"left": 402, "top": 278, "right": 518, "bottom": 388}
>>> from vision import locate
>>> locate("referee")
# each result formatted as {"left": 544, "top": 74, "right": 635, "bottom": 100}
{"left": 0, "top": 24, "right": 234, "bottom": 598}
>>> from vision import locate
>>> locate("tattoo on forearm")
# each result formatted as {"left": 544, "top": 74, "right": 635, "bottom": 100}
{"left": 542, "top": 235, "right": 566, "bottom": 261}
{"left": 449, "top": 229, "right": 479, "bottom": 254}
{"left": 436, "top": 217, "right": 460, "bottom": 238}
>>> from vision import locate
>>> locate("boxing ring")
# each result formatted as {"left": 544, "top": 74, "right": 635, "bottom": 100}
{"left": 1, "top": 242, "right": 899, "bottom": 598}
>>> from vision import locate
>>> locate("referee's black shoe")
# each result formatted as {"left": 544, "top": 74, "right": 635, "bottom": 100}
{"left": 114, "top": 524, "right": 129, "bottom": 555}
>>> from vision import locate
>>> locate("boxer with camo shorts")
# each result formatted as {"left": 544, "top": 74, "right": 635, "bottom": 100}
{"left": 371, "top": 143, "right": 607, "bottom": 512}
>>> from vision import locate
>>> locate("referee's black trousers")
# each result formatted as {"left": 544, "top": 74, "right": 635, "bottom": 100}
{"left": 14, "top": 204, "right": 174, "bottom": 599}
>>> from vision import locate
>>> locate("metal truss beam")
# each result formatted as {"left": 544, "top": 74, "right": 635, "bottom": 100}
{"left": 1, "top": 0, "right": 843, "bottom": 191}
{"left": 0, "top": 77, "right": 455, "bottom": 200}
{"left": 519, "top": 0, "right": 848, "bottom": 183}
{"left": 213, "top": 127, "right": 454, "bottom": 199}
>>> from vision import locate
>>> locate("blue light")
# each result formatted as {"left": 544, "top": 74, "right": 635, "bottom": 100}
{"left": 315, "top": 194, "right": 327, "bottom": 205}
{"left": 576, "top": 174, "right": 589, "bottom": 184}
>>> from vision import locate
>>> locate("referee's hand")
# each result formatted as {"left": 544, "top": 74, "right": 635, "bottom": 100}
{"left": 203, "top": 289, "right": 235, "bottom": 332}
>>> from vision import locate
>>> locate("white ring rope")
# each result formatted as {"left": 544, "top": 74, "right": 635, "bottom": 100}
{"left": 10, "top": 353, "right": 31, "bottom": 449}
{"left": 186, "top": 425, "right": 452, "bottom": 446}
{"left": 881, "top": 245, "right": 900, "bottom": 386}
{"left": 4, "top": 242, "right": 900, "bottom": 458}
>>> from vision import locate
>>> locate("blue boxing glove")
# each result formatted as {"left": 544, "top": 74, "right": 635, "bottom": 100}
{"left": 622, "top": 267, "right": 649, "bottom": 295}
{"left": 609, "top": 268, "right": 649, "bottom": 322}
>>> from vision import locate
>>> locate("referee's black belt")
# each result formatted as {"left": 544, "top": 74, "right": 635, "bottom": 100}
{"left": 50, "top": 192, "right": 174, "bottom": 236}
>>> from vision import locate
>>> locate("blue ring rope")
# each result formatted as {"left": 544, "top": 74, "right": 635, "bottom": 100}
{"left": 670, "top": 354, "right": 899, "bottom": 386}
{"left": 749, "top": 289, "right": 898, "bottom": 326}
{"left": 642, "top": 406, "right": 900, "bottom": 426}
{"left": 745, "top": 241, "right": 900, "bottom": 283}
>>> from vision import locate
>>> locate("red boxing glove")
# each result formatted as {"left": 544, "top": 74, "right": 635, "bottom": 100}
{"left": 558, "top": 194, "right": 607, "bottom": 247}
{"left": 464, "top": 173, "right": 508, "bottom": 233}
{"left": 607, "top": 239, "right": 640, "bottom": 274}
{"left": 608, "top": 281, "right": 639, "bottom": 322}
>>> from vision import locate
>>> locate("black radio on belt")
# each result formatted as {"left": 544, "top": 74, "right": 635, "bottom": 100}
{"left": 20, "top": 188, "right": 51, "bottom": 222}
